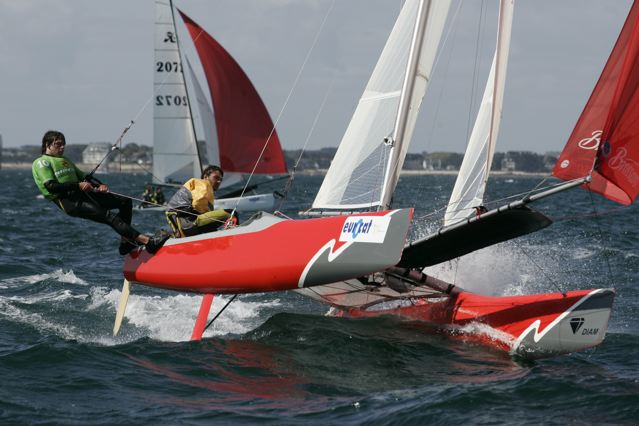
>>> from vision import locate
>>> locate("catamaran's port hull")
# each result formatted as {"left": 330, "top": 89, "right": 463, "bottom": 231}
{"left": 124, "top": 209, "right": 413, "bottom": 293}
{"left": 339, "top": 288, "right": 615, "bottom": 359}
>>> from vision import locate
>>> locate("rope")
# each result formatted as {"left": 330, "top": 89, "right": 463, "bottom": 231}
{"left": 107, "top": 189, "right": 227, "bottom": 227}
{"left": 587, "top": 183, "right": 614, "bottom": 280}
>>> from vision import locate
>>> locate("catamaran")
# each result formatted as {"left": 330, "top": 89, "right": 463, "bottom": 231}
{"left": 296, "top": 0, "right": 628, "bottom": 359}
{"left": 149, "top": 0, "right": 288, "bottom": 212}
{"left": 117, "top": 0, "right": 638, "bottom": 359}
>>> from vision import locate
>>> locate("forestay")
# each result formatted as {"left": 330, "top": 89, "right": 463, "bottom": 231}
{"left": 312, "top": 0, "right": 451, "bottom": 211}
{"left": 153, "top": 0, "right": 201, "bottom": 184}
{"left": 445, "top": 0, "right": 514, "bottom": 225}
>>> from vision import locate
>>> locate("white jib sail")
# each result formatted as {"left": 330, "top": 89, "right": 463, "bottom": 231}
{"left": 312, "top": 0, "right": 450, "bottom": 211}
{"left": 184, "top": 56, "right": 218, "bottom": 167}
{"left": 153, "top": 0, "right": 201, "bottom": 184}
{"left": 444, "top": 0, "right": 514, "bottom": 226}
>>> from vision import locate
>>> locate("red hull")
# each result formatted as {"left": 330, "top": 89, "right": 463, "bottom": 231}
{"left": 341, "top": 288, "right": 615, "bottom": 358}
{"left": 124, "top": 210, "right": 412, "bottom": 294}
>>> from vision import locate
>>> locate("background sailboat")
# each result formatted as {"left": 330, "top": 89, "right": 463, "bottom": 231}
{"left": 152, "top": 0, "right": 288, "bottom": 211}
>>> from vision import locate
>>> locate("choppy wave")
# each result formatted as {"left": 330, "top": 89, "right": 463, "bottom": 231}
{"left": 1, "top": 170, "right": 638, "bottom": 424}
{"left": 1, "top": 269, "right": 88, "bottom": 286}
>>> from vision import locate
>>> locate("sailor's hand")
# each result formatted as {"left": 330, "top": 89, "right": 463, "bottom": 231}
{"left": 95, "top": 184, "right": 109, "bottom": 193}
{"left": 79, "top": 181, "right": 93, "bottom": 192}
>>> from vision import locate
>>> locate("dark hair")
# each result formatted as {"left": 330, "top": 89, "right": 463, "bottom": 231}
{"left": 41, "top": 130, "right": 66, "bottom": 154}
{"left": 201, "top": 165, "right": 224, "bottom": 179}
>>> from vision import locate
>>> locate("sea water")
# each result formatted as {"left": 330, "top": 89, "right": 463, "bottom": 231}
{"left": 1, "top": 169, "right": 637, "bottom": 425}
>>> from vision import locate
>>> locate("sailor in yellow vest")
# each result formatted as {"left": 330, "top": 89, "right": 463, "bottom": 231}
{"left": 32, "top": 130, "right": 167, "bottom": 255}
{"left": 166, "top": 165, "right": 237, "bottom": 236}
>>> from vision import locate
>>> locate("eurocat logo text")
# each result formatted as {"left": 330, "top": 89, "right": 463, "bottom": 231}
{"left": 339, "top": 216, "right": 390, "bottom": 243}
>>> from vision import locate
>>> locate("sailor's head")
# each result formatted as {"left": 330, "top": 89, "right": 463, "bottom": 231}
{"left": 42, "top": 130, "right": 66, "bottom": 155}
{"left": 202, "top": 165, "right": 224, "bottom": 190}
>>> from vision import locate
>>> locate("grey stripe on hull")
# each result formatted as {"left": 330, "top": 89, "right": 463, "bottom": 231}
{"left": 301, "top": 209, "right": 412, "bottom": 288}
{"left": 513, "top": 289, "right": 615, "bottom": 359}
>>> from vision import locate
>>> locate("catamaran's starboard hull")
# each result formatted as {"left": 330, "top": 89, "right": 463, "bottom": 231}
{"left": 124, "top": 209, "right": 413, "bottom": 294}
{"left": 338, "top": 288, "right": 614, "bottom": 359}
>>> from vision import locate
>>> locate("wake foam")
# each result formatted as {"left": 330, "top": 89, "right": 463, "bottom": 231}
{"left": 91, "top": 287, "right": 282, "bottom": 343}
{"left": 422, "top": 241, "right": 568, "bottom": 296}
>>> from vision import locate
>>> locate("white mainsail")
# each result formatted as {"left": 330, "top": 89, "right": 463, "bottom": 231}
{"left": 444, "top": 0, "right": 514, "bottom": 226}
{"left": 312, "top": 0, "right": 451, "bottom": 211}
{"left": 153, "top": 0, "right": 201, "bottom": 184}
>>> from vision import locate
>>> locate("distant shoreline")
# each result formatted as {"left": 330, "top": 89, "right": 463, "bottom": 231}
{"left": 0, "top": 162, "right": 550, "bottom": 177}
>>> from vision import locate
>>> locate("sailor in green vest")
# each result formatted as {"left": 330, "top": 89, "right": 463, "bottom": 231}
{"left": 32, "top": 130, "right": 167, "bottom": 255}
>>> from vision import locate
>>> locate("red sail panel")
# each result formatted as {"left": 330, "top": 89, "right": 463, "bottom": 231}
{"left": 179, "top": 10, "right": 288, "bottom": 175}
{"left": 553, "top": 2, "right": 639, "bottom": 205}
{"left": 597, "top": 3, "right": 639, "bottom": 204}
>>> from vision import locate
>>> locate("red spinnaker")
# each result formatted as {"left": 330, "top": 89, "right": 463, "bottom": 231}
{"left": 553, "top": 1, "right": 639, "bottom": 205}
{"left": 179, "top": 10, "right": 288, "bottom": 175}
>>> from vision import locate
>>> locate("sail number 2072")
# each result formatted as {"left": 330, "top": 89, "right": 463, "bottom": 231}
{"left": 155, "top": 95, "right": 188, "bottom": 107}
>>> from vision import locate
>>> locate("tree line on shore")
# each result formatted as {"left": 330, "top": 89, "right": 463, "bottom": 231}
{"left": 1, "top": 143, "right": 558, "bottom": 173}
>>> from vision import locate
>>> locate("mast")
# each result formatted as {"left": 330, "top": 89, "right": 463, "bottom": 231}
{"left": 484, "top": 0, "right": 511, "bottom": 183}
{"left": 380, "top": 0, "right": 431, "bottom": 211}
{"left": 169, "top": 0, "right": 203, "bottom": 174}
{"left": 153, "top": 0, "right": 202, "bottom": 183}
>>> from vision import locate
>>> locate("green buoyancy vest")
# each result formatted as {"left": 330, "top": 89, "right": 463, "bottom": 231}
{"left": 32, "top": 155, "right": 86, "bottom": 200}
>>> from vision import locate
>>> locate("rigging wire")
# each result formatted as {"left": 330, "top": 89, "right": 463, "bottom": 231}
{"left": 276, "top": 75, "right": 336, "bottom": 212}
{"left": 229, "top": 0, "right": 337, "bottom": 215}
{"left": 203, "top": 294, "right": 238, "bottom": 333}
{"left": 424, "top": 0, "right": 463, "bottom": 151}
{"left": 418, "top": 175, "right": 584, "bottom": 224}
{"left": 515, "top": 243, "right": 564, "bottom": 293}
{"left": 101, "top": 0, "right": 214, "bottom": 183}
{"left": 86, "top": 0, "right": 211, "bottom": 183}
{"left": 464, "top": 0, "right": 487, "bottom": 146}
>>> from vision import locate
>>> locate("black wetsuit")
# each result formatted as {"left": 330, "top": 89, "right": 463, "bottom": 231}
{"left": 53, "top": 184, "right": 139, "bottom": 241}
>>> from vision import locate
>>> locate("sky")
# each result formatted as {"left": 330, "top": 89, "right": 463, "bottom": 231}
{"left": 0, "top": 0, "right": 633, "bottom": 153}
